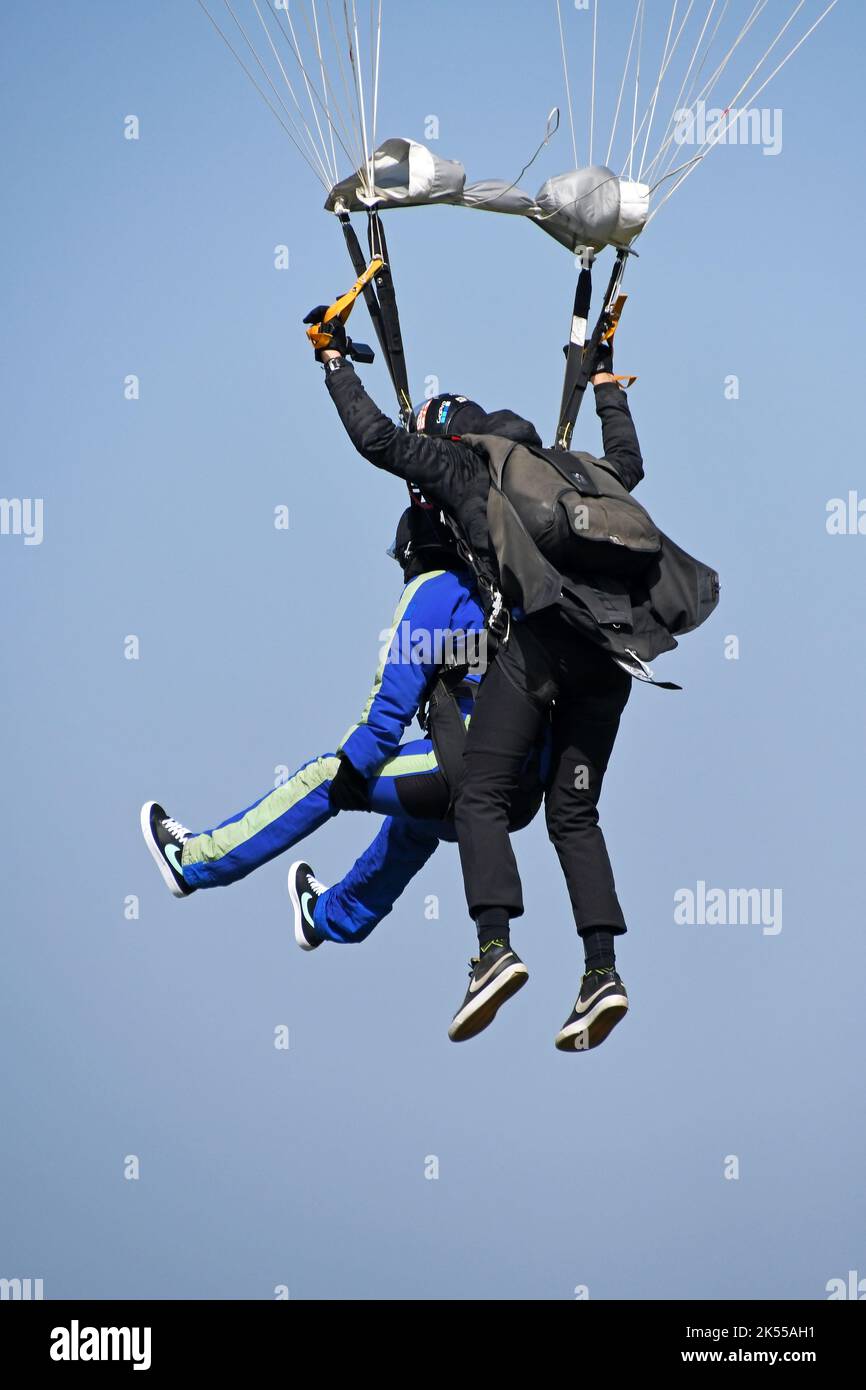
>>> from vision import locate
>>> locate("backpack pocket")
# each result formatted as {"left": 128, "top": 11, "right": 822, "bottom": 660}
{"left": 558, "top": 491, "right": 661, "bottom": 577}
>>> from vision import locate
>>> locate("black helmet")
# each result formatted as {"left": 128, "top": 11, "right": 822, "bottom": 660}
{"left": 411, "top": 393, "right": 487, "bottom": 439}
{"left": 389, "top": 504, "right": 457, "bottom": 580}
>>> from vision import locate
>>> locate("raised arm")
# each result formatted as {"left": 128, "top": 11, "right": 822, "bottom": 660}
{"left": 588, "top": 343, "right": 644, "bottom": 492}
{"left": 592, "top": 380, "right": 644, "bottom": 493}
{"left": 322, "top": 357, "right": 471, "bottom": 500}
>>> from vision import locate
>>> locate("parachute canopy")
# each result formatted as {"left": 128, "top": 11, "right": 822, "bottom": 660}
{"left": 198, "top": 0, "right": 839, "bottom": 249}
{"left": 325, "top": 139, "right": 650, "bottom": 254}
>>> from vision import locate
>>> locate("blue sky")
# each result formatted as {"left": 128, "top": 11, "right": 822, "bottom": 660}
{"left": 2, "top": 1, "right": 864, "bottom": 1300}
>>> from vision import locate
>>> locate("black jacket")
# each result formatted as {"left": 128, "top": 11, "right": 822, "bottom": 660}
{"left": 324, "top": 360, "right": 644, "bottom": 583}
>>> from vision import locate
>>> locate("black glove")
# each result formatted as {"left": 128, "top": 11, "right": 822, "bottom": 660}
{"left": 589, "top": 337, "right": 614, "bottom": 378}
{"left": 328, "top": 753, "right": 371, "bottom": 812}
{"left": 303, "top": 305, "right": 348, "bottom": 362}
{"left": 561, "top": 336, "right": 613, "bottom": 375}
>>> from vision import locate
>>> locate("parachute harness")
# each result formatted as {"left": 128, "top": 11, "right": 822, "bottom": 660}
{"left": 555, "top": 245, "right": 636, "bottom": 451}
{"left": 333, "top": 201, "right": 414, "bottom": 429}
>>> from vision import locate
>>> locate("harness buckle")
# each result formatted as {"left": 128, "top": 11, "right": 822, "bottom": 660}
{"left": 486, "top": 588, "right": 511, "bottom": 644}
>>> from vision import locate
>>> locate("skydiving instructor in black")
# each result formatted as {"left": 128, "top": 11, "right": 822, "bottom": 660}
{"left": 313, "top": 325, "right": 642, "bottom": 1052}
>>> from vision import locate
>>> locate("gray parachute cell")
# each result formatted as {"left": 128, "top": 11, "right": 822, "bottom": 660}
{"left": 530, "top": 166, "right": 649, "bottom": 252}
{"left": 326, "top": 138, "right": 467, "bottom": 210}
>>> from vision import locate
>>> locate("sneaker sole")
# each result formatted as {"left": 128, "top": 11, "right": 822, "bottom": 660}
{"left": 554, "top": 994, "right": 629, "bottom": 1052}
{"left": 288, "top": 861, "right": 320, "bottom": 951}
{"left": 139, "top": 801, "right": 190, "bottom": 899}
{"left": 448, "top": 964, "right": 529, "bottom": 1043}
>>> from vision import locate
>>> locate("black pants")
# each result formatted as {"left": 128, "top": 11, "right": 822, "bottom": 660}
{"left": 453, "top": 615, "right": 631, "bottom": 933}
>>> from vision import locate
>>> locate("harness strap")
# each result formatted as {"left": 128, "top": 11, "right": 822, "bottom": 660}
{"left": 557, "top": 253, "right": 594, "bottom": 450}
{"left": 556, "top": 248, "right": 631, "bottom": 450}
{"left": 366, "top": 212, "right": 413, "bottom": 427}
{"left": 337, "top": 212, "right": 392, "bottom": 369}
{"left": 440, "top": 511, "right": 510, "bottom": 642}
{"left": 338, "top": 209, "right": 412, "bottom": 427}
{"left": 423, "top": 676, "right": 472, "bottom": 810}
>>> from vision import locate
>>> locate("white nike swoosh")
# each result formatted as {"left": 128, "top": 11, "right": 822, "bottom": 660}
{"left": 301, "top": 892, "right": 316, "bottom": 926}
{"left": 166, "top": 845, "right": 184, "bottom": 875}
{"left": 574, "top": 981, "right": 621, "bottom": 1015}
{"left": 469, "top": 953, "right": 514, "bottom": 994}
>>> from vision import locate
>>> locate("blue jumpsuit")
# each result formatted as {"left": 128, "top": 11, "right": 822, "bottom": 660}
{"left": 180, "top": 569, "right": 488, "bottom": 942}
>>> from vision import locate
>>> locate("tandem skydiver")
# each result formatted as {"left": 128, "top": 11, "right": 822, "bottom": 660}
{"left": 140, "top": 503, "right": 547, "bottom": 950}
{"left": 312, "top": 316, "right": 682, "bottom": 1050}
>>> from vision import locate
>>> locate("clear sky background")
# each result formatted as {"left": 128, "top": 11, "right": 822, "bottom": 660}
{"left": 2, "top": 1, "right": 864, "bottom": 1301}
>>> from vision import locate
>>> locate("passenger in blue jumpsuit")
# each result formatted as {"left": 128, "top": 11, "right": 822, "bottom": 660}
{"left": 140, "top": 505, "right": 547, "bottom": 947}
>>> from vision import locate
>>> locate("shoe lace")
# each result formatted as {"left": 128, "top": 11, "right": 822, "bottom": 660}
{"left": 306, "top": 872, "right": 327, "bottom": 895}
{"left": 162, "top": 816, "right": 191, "bottom": 842}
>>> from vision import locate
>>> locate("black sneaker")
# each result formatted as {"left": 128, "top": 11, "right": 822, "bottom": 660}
{"left": 140, "top": 801, "right": 196, "bottom": 898}
{"left": 448, "top": 941, "right": 529, "bottom": 1042}
{"left": 555, "top": 968, "right": 628, "bottom": 1052}
{"left": 288, "top": 861, "right": 327, "bottom": 951}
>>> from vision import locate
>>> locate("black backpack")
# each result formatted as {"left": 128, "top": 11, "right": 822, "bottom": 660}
{"left": 487, "top": 441, "right": 662, "bottom": 578}
{"left": 460, "top": 433, "right": 720, "bottom": 672}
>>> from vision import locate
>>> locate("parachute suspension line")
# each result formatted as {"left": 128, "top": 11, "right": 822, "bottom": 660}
{"left": 271, "top": 1, "right": 363, "bottom": 178}
{"left": 554, "top": 0, "right": 579, "bottom": 168}
{"left": 637, "top": 1, "right": 694, "bottom": 183}
{"left": 266, "top": 0, "right": 341, "bottom": 187}
{"left": 628, "top": 0, "right": 646, "bottom": 180}
{"left": 194, "top": 0, "right": 332, "bottom": 190}
{"left": 589, "top": 0, "right": 598, "bottom": 165}
{"left": 681, "top": 0, "right": 732, "bottom": 110}
{"left": 649, "top": 0, "right": 764, "bottom": 183}
{"left": 641, "top": 0, "right": 721, "bottom": 186}
{"left": 464, "top": 108, "right": 561, "bottom": 212}
{"left": 310, "top": 1, "right": 340, "bottom": 184}
{"left": 249, "top": 0, "right": 335, "bottom": 187}
{"left": 342, "top": 0, "right": 374, "bottom": 201}
{"left": 650, "top": 0, "right": 770, "bottom": 183}
{"left": 220, "top": 0, "right": 335, "bottom": 190}
{"left": 679, "top": 1, "right": 768, "bottom": 124}
{"left": 645, "top": 0, "right": 840, "bottom": 227}
{"left": 325, "top": 0, "right": 369, "bottom": 182}
{"left": 605, "top": 0, "right": 643, "bottom": 168}
{"left": 651, "top": 0, "right": 814, "bottom": 204}
{"left": 620, "top": 0, "right": 682, "bottom": 182}
{"left": 646, "top": 155, "right": 702, "bottom": 198}
{"left": 370, "top": 0, "right": 383, "bottom": 159}
{"left": 645, "top": 0, "right": 733, "bottom": 183}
